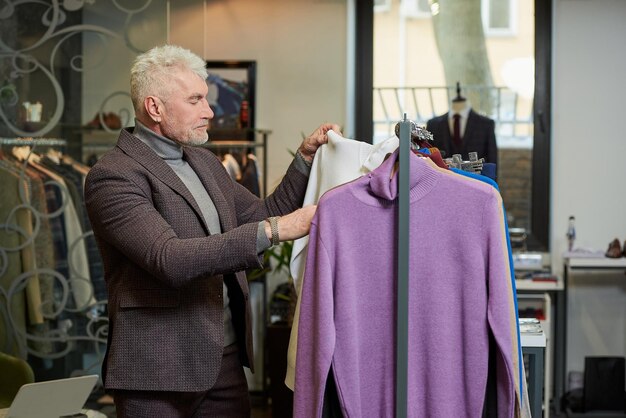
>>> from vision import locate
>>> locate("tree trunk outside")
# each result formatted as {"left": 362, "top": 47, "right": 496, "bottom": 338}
{"left": 431, "top": 0, "right": 495, "bottom": 114}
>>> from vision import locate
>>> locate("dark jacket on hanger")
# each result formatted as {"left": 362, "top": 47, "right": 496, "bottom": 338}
{"left": 426, "top": 109, "right": 498, "bottom": 166}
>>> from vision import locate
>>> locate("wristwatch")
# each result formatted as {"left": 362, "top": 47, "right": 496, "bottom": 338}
{"left": 267, "top": 216, "right": 280, "bottom": 246}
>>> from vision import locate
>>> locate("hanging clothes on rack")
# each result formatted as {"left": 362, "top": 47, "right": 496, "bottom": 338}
{"left": 285, "top": 129, "right": 399, "bottom": 390}
{"left": 287, "top": 125, "right": 450, "bottom": 393}
{"left": 239, "top": 151, "right": 261, "bottom": 197}
{"left": 0, "top": 140, "right": 64, "bottom": 356}
{"left": 222, "top": 152, "right": 242, "bottom": 181}
{"left": 39, "top": 152, "right": 106, "bottom": 302}
{"left": 293, "top": 149, "right": 523, "bottom": 417}
{"left": 22, "top": 153, "right": 95, "bottom": 310}
{"left": 0, "top": 162, "right": 32, "bottom": 357}
{"left": 0, "top": 138, "right": 102, "bottom": 362}
{"left": 421, "top": 156, "right": 530, "bottom": 418}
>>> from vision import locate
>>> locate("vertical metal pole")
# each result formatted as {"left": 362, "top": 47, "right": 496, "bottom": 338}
{"left": 396, "top": 116, "right": 410, "bottom": 418}
{"left": 262, "top": 130, "right": 268, "bottom": 198}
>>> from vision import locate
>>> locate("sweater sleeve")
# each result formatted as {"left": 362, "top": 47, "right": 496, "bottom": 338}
{"left": 293, "top": 215, "right": 336, "bottom": 417}
{"left": 484, "top": 191, "right": 522, "bottom": 417}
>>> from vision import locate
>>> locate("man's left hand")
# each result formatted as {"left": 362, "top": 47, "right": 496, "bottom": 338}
{"left": 298, "top": 123, "right": 342, "bottom": 163}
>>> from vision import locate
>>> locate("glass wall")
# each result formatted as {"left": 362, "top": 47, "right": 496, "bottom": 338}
{"left": 372, "top": 0, "right": 535, "bottom": 232}
{"left": 0, "top": 0, "right": 167, "bottom": 380}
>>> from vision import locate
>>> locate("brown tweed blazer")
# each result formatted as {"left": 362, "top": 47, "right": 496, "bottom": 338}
{"left": 84, "top": 129, "right": 308, "bottom": 392}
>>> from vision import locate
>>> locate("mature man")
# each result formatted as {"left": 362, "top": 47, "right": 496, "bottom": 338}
{"left": 84, "top": 44, "right": 338, "bottom": 417}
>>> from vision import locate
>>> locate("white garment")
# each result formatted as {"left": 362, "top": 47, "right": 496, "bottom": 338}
{"left": 285, "top": 130, "right": 398, "bottom": 390}
{"left": 222, "top": 153, "right": 241, "bottom": 181}
{"left": 448, "top": 104, "right": 471, "bottom": 139}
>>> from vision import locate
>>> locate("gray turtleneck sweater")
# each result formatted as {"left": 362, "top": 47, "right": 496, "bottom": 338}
{"left": 133, "top": 121, "right": 242, "bottom": 346}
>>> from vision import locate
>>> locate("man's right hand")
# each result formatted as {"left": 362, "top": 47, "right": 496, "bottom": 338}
{"left": 265, "top": 205, "right": 317, "bottom": 243}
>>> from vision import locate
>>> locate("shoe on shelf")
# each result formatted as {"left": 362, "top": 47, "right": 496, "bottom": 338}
{"left": 605, "top": 238, "right": 622, "bottom": 258}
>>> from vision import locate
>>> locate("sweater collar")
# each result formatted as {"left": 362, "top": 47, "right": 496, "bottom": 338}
{"left": 133, "top": 119, "right": 184, "bottom": 161}
{"left": 367, "top": 149, "right": 439, "bottom": 203}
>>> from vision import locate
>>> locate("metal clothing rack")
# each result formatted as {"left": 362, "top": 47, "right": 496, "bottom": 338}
{"left": 0, "top": 137, "right": 67, "bottom": 147}
{"left": 395, "top": 117, "right": 433, "bottom": 417}
{"left": 396, "top": 117, "right": 411, "bottom": 418}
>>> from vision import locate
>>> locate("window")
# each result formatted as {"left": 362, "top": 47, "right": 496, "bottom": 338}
{"left": 400, "top": 0, "right": 432, "bottom": 18}
{"left": 374, "top": 0, "right": 391, "bottom": 13}
{"left": 482, "top": 0, "right": 517, "bottom": 36}
{"left": 358, "top": 0, "right": 551, "bottom": 251}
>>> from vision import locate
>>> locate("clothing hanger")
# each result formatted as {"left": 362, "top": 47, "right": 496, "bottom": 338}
{"left": 393, "top": 119, "right": 434, "bottom": 150}
{"left": 12, "top": 145, "right": 39, "bottom": 163}
{"left": 393, "top": 120, "right": 448, "bottom": 169}
{"left": 45, "top": 148, "right": 63, "bottom": 164}
{"left": 444, "top": 152, "right": 484, "bottom": 174}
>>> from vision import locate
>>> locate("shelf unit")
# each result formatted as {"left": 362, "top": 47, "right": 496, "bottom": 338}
{"left": 518, "top": 293, "right": 552, "bottom": 418}
{"left": 513, "top": 250, "right": 557, "bottom": 417}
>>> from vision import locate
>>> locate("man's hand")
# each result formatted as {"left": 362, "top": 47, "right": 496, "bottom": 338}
{"left": 297, "top": 123, "right": 342, "bottom": 163}
{"left": 265, "top": 205, "right": 317, "bottom": 243}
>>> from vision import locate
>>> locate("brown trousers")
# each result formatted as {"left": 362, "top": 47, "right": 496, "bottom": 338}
{"left": 113, "top": 344, "right": 250, "bottom": 418}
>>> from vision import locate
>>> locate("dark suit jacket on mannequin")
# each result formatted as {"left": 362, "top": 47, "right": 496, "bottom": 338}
{"left": 426, "top": 109, "right": 498, "bottom": 166}
{"left": 84, "top": 128, "right": 308, "bottom": 392}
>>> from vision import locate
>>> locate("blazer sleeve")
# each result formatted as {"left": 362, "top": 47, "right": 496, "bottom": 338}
{"left": 485, "top": 118, "right": 498, "bottom": 166}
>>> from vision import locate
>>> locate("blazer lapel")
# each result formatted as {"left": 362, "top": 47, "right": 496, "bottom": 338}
{"left": 184, "top": 147, "right": 235, "bottom": 232}
{"left": 116, "top": 129, "right": 210, "bottom": 233}
{"left": 440, "top": 112, "right": 454, "bottom": 155}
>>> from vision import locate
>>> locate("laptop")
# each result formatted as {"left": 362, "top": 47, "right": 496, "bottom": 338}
{"left": 0, "top": 374, "right": 99, "bottom": 418}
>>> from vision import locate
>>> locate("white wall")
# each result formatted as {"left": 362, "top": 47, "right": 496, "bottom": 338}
{"left": 170, "top": 0, "right": 348, "bottom": 193}
{"left": 552, "top": 0, "right": 626, "bottom": 377}
{"left": 82, "top": 1, "right": 168, "bottom": 126}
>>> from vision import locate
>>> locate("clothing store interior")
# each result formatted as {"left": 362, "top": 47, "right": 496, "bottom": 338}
{"left": 1, "top": 1, "right": 625, "bottom": 417}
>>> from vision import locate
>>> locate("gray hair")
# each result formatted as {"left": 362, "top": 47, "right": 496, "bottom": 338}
{"left": 130, "top": 44, "right": 208, "bottom": 114}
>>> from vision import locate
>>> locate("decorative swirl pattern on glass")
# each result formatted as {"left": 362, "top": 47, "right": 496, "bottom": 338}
{"left": 0, "top": 138, "right": 107, "bottom": 378}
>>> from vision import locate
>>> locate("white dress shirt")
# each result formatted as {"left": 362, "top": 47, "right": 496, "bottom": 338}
{"left": 448, "top": 103, "right": 471, "bottom": 138}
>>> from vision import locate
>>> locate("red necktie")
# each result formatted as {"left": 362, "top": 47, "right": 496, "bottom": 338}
{"left": 453, "top": 113, "right": 461, "bottom": 147}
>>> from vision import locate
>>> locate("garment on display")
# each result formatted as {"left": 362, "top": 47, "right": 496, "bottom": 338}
{"left": 426, "top": 82, "right": 498, "bottom": 166}
{"left": 0, "top": 137, "right": 105, "bottom": 367}
{"left": 215, "top": 148, "right": 262, "bottom": 197}
{"left": 289, "top": 125, "right": 529, "bottom": 417}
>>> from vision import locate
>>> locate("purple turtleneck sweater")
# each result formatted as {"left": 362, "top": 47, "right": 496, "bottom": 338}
{"left": 294, "top": 150, "right": 521, "bottom": 417}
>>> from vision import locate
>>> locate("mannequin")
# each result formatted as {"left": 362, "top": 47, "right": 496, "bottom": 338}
{"left": 451, "top": 91, "right": 469, "bottom": 114}
{"left": 426, "top": 82, "right": 498, "bottom": 166}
